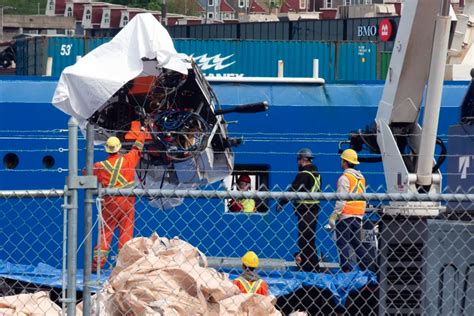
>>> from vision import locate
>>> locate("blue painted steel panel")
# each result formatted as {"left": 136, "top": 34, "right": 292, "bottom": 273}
{"left": 0, "top": 78, "right": 469, "bottom": 268}
{"left": 174, "top": 39, "right": 336, "bottom": 80}
{"left": 47, "top": 37, "right": 85, "bottom": 77}
{"left": 337, "top": 42, "right": 377, "bottom": 81}
{"left": 447, "top": 124, "right": 474, "bottom": 212}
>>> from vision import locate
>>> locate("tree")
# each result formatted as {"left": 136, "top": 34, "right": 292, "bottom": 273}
{"left": 264, "top": 0, "right": 281, "bottom": 14}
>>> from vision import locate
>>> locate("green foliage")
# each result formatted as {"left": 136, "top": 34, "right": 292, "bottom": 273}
{"left": 0, "top": 0, "right": 47, "bottom": 15}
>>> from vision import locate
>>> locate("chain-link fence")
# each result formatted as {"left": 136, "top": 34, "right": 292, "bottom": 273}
{"left": 0, "top": 189, "right": 66, "bottom": 314}
{"left": 78, "top": 187, "right": 472, "bottom": 316}
{"left": 1, "top": 184, "right": 473, "bottom": 315}
{"left": 2, "top": 123, "right": 474, "bottom": 315}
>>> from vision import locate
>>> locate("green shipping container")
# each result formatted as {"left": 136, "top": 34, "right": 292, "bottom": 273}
{"left": 379, "top": 51, "right": 392, "bottom": 81}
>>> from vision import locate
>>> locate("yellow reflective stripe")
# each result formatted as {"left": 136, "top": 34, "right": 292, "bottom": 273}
{"left": 121, "top": 182, "right": 135, "bottom": 188}
{"left": 100, "top": 158, "right": 134, "bottom": 188}
{"left": 109, "top": 157, "right": 124, "bottom": 188}
{"left": 133, "top": 140, "right": 144, "bottom": 151}
{"left": 94, "top": 249, "right": 109, "bottom": 256}
{"left": 102, "top": 160, "right": 127, "bottom": 186}
{"left": 299, "top": 170, "right": 321, "bottom": 204}
{"left": 252, "top": 279, "right": 262, "bottom": 293}
{"left": 345, "top": 173, "right": 365, "bottom": 194}
{"left": 100, "top": 160, "right": 114, "bottom": 174}
{"left": 114, "top": 172, "right": 129, "bottom": 187}
{"left": 237, "top": 277, "right": 262, "bottom": 294}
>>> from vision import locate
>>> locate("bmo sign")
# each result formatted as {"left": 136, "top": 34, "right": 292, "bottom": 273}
{"left": 357, "top": 18, "right": 395, "bottom": 42}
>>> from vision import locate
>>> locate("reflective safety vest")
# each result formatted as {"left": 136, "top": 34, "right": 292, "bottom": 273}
{"left": 234, "top": 277, "right": 265, "bottom": 294}
{"left": 241, "top": 199, "right": 256, "bottom": 213}
{"left": 100, "top": 156, "right": 135, "bottom": 189}
{"left": 298, "top": 170, "right": 321, "bottom": 205}
{"left": 341, "top": 172, "right": 366, "bottom": 216}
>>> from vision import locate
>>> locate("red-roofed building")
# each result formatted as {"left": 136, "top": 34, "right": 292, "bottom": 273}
{"left": 82, "top": 3, "right": 109, "bottom": 29}
{"left": 219, "top": 0, "right": 236, "bottom": 20}
{"left": 250, "top": 0, "right": 267, "bottom": 13}
{"left": 102, "top": 6, "right": 125, "bottom": 29}
{"left": 46, "top": 0, "right": 68, "bottom": 16}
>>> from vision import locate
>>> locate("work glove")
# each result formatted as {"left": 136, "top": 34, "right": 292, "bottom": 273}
{"left": 324, "top": 212, "right": 338, "bottom": 231}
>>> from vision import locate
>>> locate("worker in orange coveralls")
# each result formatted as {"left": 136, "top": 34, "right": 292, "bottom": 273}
{"left": 92, "top": 124, "right": 146, "bottom": 272}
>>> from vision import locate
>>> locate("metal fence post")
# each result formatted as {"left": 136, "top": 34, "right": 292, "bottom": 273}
{"left": 83, "top": 123, "right": 95, "bottom": 315}
{"left": 67, "top": 117, "right": 78, "bottom": 316}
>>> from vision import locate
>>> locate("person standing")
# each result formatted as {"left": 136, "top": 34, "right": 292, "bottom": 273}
{"left": 328, "top": 149, "right": 371, "bottom": 272}
{"left": 278, "top": 148, "right": 321, "bottom": 272}
{"left": 233, "top": 251, "right": 269, "bottom": 295}
{"left": 92, "top": 127, "right": 146, "bottom": 272}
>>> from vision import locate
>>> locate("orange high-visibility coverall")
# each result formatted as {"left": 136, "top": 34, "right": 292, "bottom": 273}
{"left": 92, "top": 133, "right": 145, "bottom": 271}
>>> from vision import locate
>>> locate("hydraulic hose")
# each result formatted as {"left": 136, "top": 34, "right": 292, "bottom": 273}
{"left": 432, "top": 137, "right": 447, "bottom": 173}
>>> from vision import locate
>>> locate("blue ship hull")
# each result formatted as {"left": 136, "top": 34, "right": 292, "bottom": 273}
{"left": 0, "top": 77, "right": 469, "bottom": 268}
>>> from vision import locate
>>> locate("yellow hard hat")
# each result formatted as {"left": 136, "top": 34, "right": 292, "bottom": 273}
{"left": 105, "top": 136, "right": 122, "bottom": 153}
{"left": 341, "top": 149, "right": 359, "bottom": 165}
{"left": 242, "top": 251, "right": 259, "bottom": 268}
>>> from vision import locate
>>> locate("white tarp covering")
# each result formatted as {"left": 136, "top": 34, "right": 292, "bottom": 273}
{"left": 52, "top": 13, "right": 189, "bottom": 121}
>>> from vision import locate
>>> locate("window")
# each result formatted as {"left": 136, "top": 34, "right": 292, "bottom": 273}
{"left": 42, "top": 156, "right": 55, "bottom": 169}
{"left": 49, "top": 0, "right": 55, "bottom": 10}
{"left": 324, "top": 0, "right": 333, "bottom": 8}
{"left": 238, "top": 0, "right": 245, "bottom": 8}
{"left": 207, "top": 12, "right": 214, "bottom": 19}
{"left": 208, "top": 0, "right": 214, "bottom": 6}
{"left": 66, "top": 7, "right": 72, "bottom": 17}
{"left": 3, "top": 153, "right": 19, "bottom": 169}
{"left": 223, "top": 164, "right": 270, "bottom": 213}
{"left": 85, "top": 9, "right": 91, "bottom": 20}
{"left": 122, "top": 15, "right": 129, "bottom": 26}
{"left": 104, "top": 13, "right": 109, "bottom": 24}
{"left": 300, "top": 0, "right": 306, "bottom": 9}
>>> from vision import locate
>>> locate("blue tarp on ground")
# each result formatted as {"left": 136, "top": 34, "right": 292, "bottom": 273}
{"left": 0, "top": 260, "right": 376, "bottom": 306}
{"left": 224, "top": 268, "right": 377, "bottom": 306}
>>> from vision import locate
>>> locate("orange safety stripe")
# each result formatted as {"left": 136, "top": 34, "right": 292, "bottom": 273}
{"left": 236, "top": 277, "right": 263, "bottom": 294}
